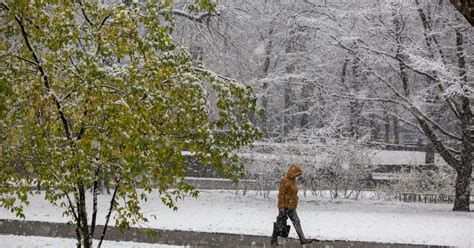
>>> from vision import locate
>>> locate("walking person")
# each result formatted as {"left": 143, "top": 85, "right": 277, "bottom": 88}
{"left": 271, "top": 164, "right": 314, "bottom": 246}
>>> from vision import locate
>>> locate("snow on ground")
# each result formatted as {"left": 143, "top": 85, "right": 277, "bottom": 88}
{"left": 0, "top": 235, "right": 181, "bottom": 248}
{"left": 0, "top": 190, "right": 472, "bottom": 247}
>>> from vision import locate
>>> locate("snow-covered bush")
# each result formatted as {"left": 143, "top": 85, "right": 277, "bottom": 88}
{"left": 239, "top": 141, "right": 373, "bottom": 199}
{"left": 373, "top": 183, "right": 398, "bottom": 200}
{"left": 396, "top": 165, "right": 456, "bottom": 195}
{"left": 345, "top": 164, "right": 373, "bottom": 200}
{"left": 236, "top": 154, "right": 283, "bottom": 197}
{"left": 300, "top": 144, "right": 372, "bottom": 200}
{"left": 307, "top": 163, "right": 372, "bottom": 200}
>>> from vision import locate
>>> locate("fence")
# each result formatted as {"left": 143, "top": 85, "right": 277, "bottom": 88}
{"left": 397, "top": 192, "right": 474, "bottom": 204}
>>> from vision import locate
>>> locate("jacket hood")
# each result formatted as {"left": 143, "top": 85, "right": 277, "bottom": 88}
{"left": 287, "top": 164, "right": 302, "bottom": 179}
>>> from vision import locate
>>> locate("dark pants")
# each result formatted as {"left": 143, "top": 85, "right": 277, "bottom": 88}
{"left": 272, "top": 209, "right": 306, "bottom": 242}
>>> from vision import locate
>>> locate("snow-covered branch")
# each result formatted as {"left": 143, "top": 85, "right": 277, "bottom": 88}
{"left": 163, "top": 9, "right": 217, "bottom": 23}
{"left": 311, "top": 81, "right": 404, "bottom": 105}
{"left": 11, "top": 9, "right": 73, "bottom": 140}
{"left": 372, "top": 72, "right": 462, "bottom": 141}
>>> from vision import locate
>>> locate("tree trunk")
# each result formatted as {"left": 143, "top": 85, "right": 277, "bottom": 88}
{"left": 454, "top": 87, "right": 472, "bottom": 211}
{"left": 391, "top": 7, "right": 406, "bottom": 146}
{"left": 98, "top": 181, "right": 120, "bottom": 248}
{"left": 349, "top": 101, "right": 362, "bottom": 138}
{"left": 392, "top": 1, "right": 410, "bottom": 97}
{"left": 261, "top": 27, "right": 273, "bottom": 137}
{"left": 90, "top": 167, "right": 100, "bottom": 240}
{"left": 77, "top": 183, "right": 91, "bottom": 248}
{"left": 384, "top": 111, "right": 391, "bottom": 143}
{"left": 283, "top": 38, "right": 295, "bottom": 137}
{"left": 370, "top": 119, "right": 380, "bottom": 141}
{"left": 453, "top": 165, "right": 472, "bottom": 211}
{"left": 283, "top": 82, "right": 292, "bottom": 136}
{"left": 415, "top": 1, "right": 437, "bottom": 58}
{"left": 393, "top": 115, "right": 400, "bottom": 144}
{"left": 425, "top": 143, "right": 435, "bottom": 164}
{"left": 300, "top": 80, "right": 314, "bottom": 130}
{"left": 348, "top": 56, "right": 362, "bottom": 138}
{"left": 341, "top": 58, "right": 349, "bottom": 86}
{"left": 411, "top": 1, "right": 472, "bottom": 212}
{"left": 449, "top": 0, "right": 474, "bottom": 25}
{"left": 76, "top": 219, "right": 81, "bottom": 248}
{"left": 261, "top": 81, "right": 269, "bottom": 137}
{"left": 452, "top": 20, "right": 472, "bottom": 212}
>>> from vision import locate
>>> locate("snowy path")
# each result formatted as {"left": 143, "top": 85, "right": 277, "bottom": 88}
{"left": 0, "top": 234, "right": 179, "bottom": 248}
{"left": 0, "top": 190, "right": 472, "bottom": 247}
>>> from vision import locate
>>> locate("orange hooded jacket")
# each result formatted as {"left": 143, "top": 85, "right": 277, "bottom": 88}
{"left": 277, "top": 164, "right": 303, "bottom": 210}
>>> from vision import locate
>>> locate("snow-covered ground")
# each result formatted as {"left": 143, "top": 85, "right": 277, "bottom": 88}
{"left": 0, "top": 190, "right": 472, "bottom": 247}
{"left": 0, "top": 235, "right": 180, "bottom": 248}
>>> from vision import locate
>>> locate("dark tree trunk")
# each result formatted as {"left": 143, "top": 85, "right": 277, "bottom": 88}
{"left": 98, "top": 181, "right": 120, "bottom": 248}
{"left": 300, "top": 80, "right": 314, "bottom": 129}
{"left": 453, "top": 83, "right": 472, "bottom": 212}
{"left": 453, "top": 165, "right": 472, "bottom": 211}
{"left": 261, "top": 28, "right": 273, "bottom": 137}
{"left": 389, "top": 6, "right": 406, "bottom": 145}
{"left": 415, "top": 0, "right": 447, "bottom": 64}
{"left": 341, "top": 58, "right": 349, "bottom": 86}
{"left": 283, "top": 82, "right": 292, "bottom": 135}
{"left": 384, "top": 111, "right": 391, "bottom": 143}
{"left": 370, "top": 119, "right": 380, "bottom": 141}
{"left": 425, "top": 143, "right": 435, "bottom": 164}
{"left": 449, "top": 0, "right": 474, "bottom": 25}
{"left": 398, "top": 52, "right": 410, "bottom": 97}
{"left": 76, "top": 217, "right": 81, "bottom": 248}
{"left": 349, "top": 56, "right": 362, "bottom": 138}
{"left": 283, "top": 27, "right": 297, "bottom": 137}
{"left": 349, "top": 101, "right": 362, "bottom": 138}
{"left": 77, "top": 183, "right": 91, "bottom": 248}
{"left": 452, "top": 23, "right": 472, "bottom": 212}
{"left": 261, "top": 81, "right": 269, "bottom": 137}
{"left": 90, "top": 168, "right": 100, "bottom": 240}
{"left": 392, "top": 4, "right": 410, "bottom": 97}
{"left": 411, "top": 0, "right": 471, "bottom": 211}
{"left": 393, "top": 115, "right": 400, "bottom": 144}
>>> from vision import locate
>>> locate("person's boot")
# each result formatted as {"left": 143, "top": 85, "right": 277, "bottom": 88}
{"left": 294, "top": 222, "right": 313, "bottom": 245}
{"left": 270, "top": 223, "right": 281, "bottom": 246}
{"left": 300, "top": 239, "right": 314, "bottom": 245}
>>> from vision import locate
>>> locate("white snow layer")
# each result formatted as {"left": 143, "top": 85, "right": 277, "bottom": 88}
{"left": 0, "top": 190, "right": 472, "bottom": 247}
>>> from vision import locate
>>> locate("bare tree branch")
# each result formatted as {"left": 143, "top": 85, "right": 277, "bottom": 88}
{"left": 415, "top": 114, "right": 460, "bottom": 169}
{"left": 387, "top": 112, "right": 424, "bottom": 135}
{"left": 311, "top": 81, "right": 402, "bottom": 105}
{"left": 14, "top": 55, "right": 37, "bottom": 65}
{"left": 162, "top": 9, "right": 217, "bottom": 23}
{"left": 78, "top": 0, "right": 93, "bottom": 26}
{"left": 97, "top": 85, "right": 126, "bottom": 95}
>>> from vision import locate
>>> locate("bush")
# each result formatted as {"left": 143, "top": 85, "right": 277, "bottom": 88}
{"left": 301, "top": 145, "right": 372, "bottom": 200}
{"left": 396, "top": 165, "right": 456, "bottom": 195}
{"left": 239, "top": 141, "right": 373, "bottom": 200}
